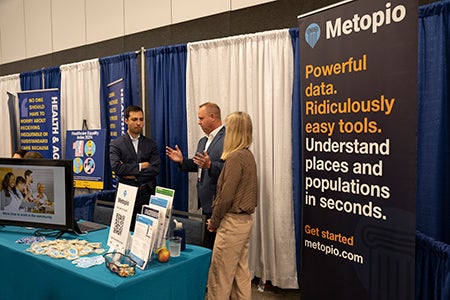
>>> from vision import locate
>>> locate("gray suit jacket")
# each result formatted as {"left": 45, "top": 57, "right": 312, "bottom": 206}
{"left": 180, "top": 127, "right": 225, "bottom": 214}
{"left": 110, "top": 133, "right": 161, "bottom": 191}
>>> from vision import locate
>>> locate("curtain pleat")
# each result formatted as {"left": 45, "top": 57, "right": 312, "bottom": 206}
{"left": 415, "top": 2, "right": 450, "bottom": 299}
{"left": 289, "top": 27, "right": 302, "bottom": 287}
{"left": 146, "top": 44, "right": 189, "bottom": 211}
{"left": 20, "top": 70, "right": 43, "bottom": 91}
{"left": 60, "top": 59, "right": 101, "bottom": 133}
{"left": 415, "top": 231, "right": 450, "bottom": 300}
{"left": 43, "top": 66, "right": 61, "bottom": 89}
{"left": 417, "top": 0, "right": 450, "bottom": 244}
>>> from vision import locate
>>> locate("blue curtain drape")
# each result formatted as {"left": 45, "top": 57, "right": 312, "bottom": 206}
{"left": 417, "top": 0, "right": 450, "bottom": 244}
{"left": 43, "top": 66, "right": 61, "bottom": 89}
{"left": 145, "top": 45, "right": 188, "bottom": 211}
{"left": 289, "top": 27, "right": 301, "bottom": 287}
{"left": 415, "top": 231, "right": 450, "bottom": 300}
{"left": 20, "top": 70, "right": 43, "bottom": 91}
{"left": 416, "top": 4, "right": 450, "bottom": 298}
{"left": 99, "top": 52, "right": 139, "bottom": 189}
{"left": 20, "top": 67, "right": 61, "bottom": 90}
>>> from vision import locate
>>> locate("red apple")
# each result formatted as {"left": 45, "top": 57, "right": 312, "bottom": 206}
{"left": 158, "top": 248, "right": 170, "bottom": 263}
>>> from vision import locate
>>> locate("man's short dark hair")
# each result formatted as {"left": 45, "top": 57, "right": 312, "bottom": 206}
{"left": 13, "top": 149, "right": 27, "bottom": 158}
{"left": 125, "top": 105, "right": 143, "bottom": 119}
{"left": 24, "top": 170, "right": 33, "bottom": 178}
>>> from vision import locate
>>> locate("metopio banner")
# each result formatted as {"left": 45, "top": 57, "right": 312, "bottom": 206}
{"left": 298, "top": 0, "right": 417, "bottom": 299}
{"left": 65, "top": 129, "right": 106, "bottom": 189}
{"left": 18, "top": 89, "right": 61, "bottom": 159}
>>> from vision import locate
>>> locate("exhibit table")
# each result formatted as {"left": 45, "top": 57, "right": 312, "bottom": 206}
{"left": 0, "top": 226, "right": 211, "bottom": 300}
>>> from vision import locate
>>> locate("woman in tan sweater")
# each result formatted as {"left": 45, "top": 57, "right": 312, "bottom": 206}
{"left": 206, "top": 111, "right": 257, "bottom": 300}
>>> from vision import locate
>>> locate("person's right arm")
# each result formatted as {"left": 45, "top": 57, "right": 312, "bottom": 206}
{"left": 166, "top": 144, "right": 197, "bottom": 172}
{"left": 110, "top": 140, "right": 139, "bottom": 177}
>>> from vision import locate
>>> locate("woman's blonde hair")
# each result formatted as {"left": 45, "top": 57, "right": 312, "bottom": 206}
{"left": 221, "top": 111, "right": 253, "bottom": 160}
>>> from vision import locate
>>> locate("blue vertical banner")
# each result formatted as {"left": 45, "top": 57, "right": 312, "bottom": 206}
{"left": 18, "top": 89, "right": 62, "bottom": 159}
{"left": 298, "top": 1, "right": 417, "bottom": 299}
{"left": 65, "top": 130, "right": 106, "bottom": 189}
{"left": 107, "top": 79, "right": 125, "bottom": 189}
{"left": 108, "top": 78, "right": 125, "bottom": 140}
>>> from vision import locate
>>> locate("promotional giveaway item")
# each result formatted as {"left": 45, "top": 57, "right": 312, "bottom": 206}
{"left": 103, "top": 252, "right": 136, "bottom": 277}
{"left": 26, "top": 239, "right": 105, "bottom": 261}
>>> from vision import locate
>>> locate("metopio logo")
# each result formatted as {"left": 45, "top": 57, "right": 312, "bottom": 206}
{"left": 305, "top": 23, "right": 321, "bottom": 48}
{"left": 118, "top": 196, "right": 130, "bottom": 206}
{"left": 326, "top": 2, "right": 407, "bottom": 39}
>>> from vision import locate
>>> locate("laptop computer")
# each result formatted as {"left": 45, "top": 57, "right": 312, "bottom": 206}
{"left": 76, "top": 220, "right": 108, "bottom": 233}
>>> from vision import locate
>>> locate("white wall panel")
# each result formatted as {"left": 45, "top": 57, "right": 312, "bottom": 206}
{"left": 232, "top": 0, "right": 276, "bottom": 11}
{"left": 124, "top": 0, "right": 171, "bottom": 35}
{"left": 52, "top": 0, "right": 86, "bottom": 52}
{"left": 24, "top": 0, "right": 52, "bottom": 59}
{"left": 0, "top": 0, "right": 277, "bottom": 64}
{"left": 86, "top": 0, "right": 124, "bottom": 44}
{"left": 172, "top": 0, "right": 230, "bottom": 24}
{"left": 0, "top": 0, "right": 26, "bottom": 64}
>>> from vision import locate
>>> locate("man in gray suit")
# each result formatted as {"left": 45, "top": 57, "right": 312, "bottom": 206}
{"left": 166, "top": 102, "right": 225, "bottom": 249}
{"left": 110, "top": 105, "right": 160, "bottom": 231}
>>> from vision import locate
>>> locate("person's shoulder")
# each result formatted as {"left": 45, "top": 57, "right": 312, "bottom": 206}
{"left": 228, "top": 149, "right": 249, "bottom": 159}
{"left": 234, "top": 149, "right": 256, "bottom": 162}
{"left": 111, "top": 134, "right": 127, "bottom": 144}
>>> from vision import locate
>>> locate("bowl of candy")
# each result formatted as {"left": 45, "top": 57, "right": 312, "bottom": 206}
{"left": 103, "top": 252, "right": 136, "bottom": 277}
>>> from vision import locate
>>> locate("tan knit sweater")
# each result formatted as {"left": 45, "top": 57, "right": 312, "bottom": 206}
{"left": 209, "top": 149, "right": 257, "bottom": 229}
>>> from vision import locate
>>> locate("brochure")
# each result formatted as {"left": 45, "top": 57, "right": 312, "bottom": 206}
{"left": 146, "top": 195, "right": 170, "bottom": 249}
{"left": 154, "top": 186, "right": 175, "bottom": 247}
{"left": 129, "top": 214, "right": 158, "bottom": 270}
{"left": 141, "top": 204, "right": 164, "bottom": 252}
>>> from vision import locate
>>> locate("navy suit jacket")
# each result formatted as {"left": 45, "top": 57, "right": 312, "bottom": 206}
{"left": 180, "top": 127, "right": 225, "bottom": 214}
{"left": 110, "top": 133, "right": 161, "bottom": 191}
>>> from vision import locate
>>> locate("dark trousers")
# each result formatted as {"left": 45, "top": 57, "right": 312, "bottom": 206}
{"left": 129, "top": 185, "right": 153, "bottom": 232}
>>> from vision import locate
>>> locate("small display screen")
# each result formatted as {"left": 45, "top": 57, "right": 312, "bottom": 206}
{"left": 0, "top": 158, "right": 74, "bottom": 232}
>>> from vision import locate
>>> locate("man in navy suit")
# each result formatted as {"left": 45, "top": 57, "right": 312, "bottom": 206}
{"left": 166, "top": 102, "right": 225, "bottom": 249}
{"left": 110, "top": 105, "right": 160, "bottom": 231}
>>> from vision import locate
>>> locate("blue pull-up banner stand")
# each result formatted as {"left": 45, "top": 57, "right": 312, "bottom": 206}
{"left": 18, "top": 88, "right": 61, "bottom": 159}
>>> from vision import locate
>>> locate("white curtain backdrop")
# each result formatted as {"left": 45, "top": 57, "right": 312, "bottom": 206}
{"left": 60, "top": 59, "right": 101, "bottom": 151}
{"left": 186, "top": 29, "right": 298, "bottom": 288}
{"left": 0, "top": 74, "right": 21, "bottom": 157}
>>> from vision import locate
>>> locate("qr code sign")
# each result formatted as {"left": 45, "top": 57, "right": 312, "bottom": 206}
{"left": 113, "top": 213, "right": 125, "bottom": 235}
